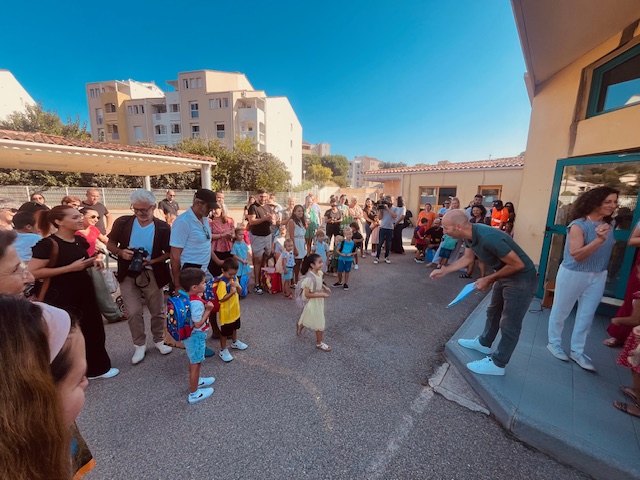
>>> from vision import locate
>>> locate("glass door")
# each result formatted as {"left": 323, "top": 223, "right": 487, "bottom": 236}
{"left": 538, "top": 153, "right": 640, "bottom": 298}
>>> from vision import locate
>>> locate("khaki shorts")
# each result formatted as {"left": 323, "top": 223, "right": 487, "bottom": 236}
{"left": 251, "top": 233, "right": 272, "bottom": 258}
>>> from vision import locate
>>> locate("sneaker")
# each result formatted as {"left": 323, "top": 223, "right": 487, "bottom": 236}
{"left": 254, "top": 285, "right": 264, "bottom": 295}
{"left": 384, "top": 258, "right": 391, "bottom": 264}
{"left": 188, "top": 387, "right": 214, "bottom": 404}
{"left": 131, "top": 345, "right": 146, "bottom": 365}
{"left": 332, "top": 282, "right": 343, "bottom": 287}
{"left": 414, "top": 258, "right": 424, "bottom": 263}
{"left": 219, "top": 348, "right": 233, "bottom": 362}
{"left": 457, "top": 336, "right": 492, "bottom": 354}
{"left": 231, "top": 340, "right": 248, "bottom": 350}
{"left": 155, "top": 341, "right": 173, "bottom": 355}
{"left": 198, "top": 377, "right": 216, "bottom": 388}
{"left": 362, "top": 252, "right": 367, "bottom": 257}
{"left": 354, "top": 264, "right": 359, "bottom": 270}
{"left": 373, "top": 258, "right": 379, "bottom": 264}
{"left": 88, "top": 367, "right": 120, "bottom": 380}
{"left": 547, "top": 343, "right": 569, "bottom": 361}
{"left": 467, "top": 357, "right": 505, "bottom": 376}
{"left": 343, "top": 283, "right": 349, "bottom": 290}
{"left": 570, "top": 352, "right": 596, "bottom": 372}
{"left": 204, "top": 347, "right": 215, "bottom": 358}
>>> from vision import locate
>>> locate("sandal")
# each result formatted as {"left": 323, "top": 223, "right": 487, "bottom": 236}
{"left": 620, "top": 386, "right": 639, "bottom": 403}
{"left": 613, "top": 401, "right": 640, "bottom": 419}
{"left": 459, "top": 273, "right": 472, "bottom": 278}
{"left": 296, "top": 323, "right": 304, "bottom": 336}
{"left": 284, "top": 293, "right": 293, "bottom": 299}
{"left": 603, "top": 337, "right": 623, "bottom": 348}
{"left": 316, "top": 342, "right": 331, "bottom": 352}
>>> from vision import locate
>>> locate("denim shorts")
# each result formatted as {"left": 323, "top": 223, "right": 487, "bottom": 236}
{"left": 183, "top": 330, "right": 207, "bottom": 364}
{"left": 283, "top": 271, "right": 293, "bottom": 281}
{"left": 337, "top": 259, "right": 353, "bottom": 273}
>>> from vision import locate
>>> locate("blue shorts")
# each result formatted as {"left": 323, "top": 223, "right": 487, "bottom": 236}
{"left": 183, "top": 330, "right": 207, "bottom": 364}
{"left": 337, "top": 259, "right": 353, "bottom": 273}
{"left": 283, "top": 270, "right": 293, "bottom": 281}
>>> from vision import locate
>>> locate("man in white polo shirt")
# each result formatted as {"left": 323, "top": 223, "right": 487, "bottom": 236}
{"left": 170, "top": 189, "right": 220, "bottom": 292}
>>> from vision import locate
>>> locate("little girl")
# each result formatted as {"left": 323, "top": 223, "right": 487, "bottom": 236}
{"left": 231, "top": 227, "right": 251, "bottom": 297}
{"left": 296, "top": 254, "right": 332, "bottom": 351}
{"left": 370, "top": 214, "right": 380, "bottom": 256}
{"left": 313, "top": 229, "right": 329, "bottom": 272}
{"left": 281, "top": 238, "right": 296, "bottom": 299}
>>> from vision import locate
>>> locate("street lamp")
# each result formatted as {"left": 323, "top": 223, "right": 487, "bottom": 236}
{"left": 303, "top": 170, "right": 306, "bottom": 182}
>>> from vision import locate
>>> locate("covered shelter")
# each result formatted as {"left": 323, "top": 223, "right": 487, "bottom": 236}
{"left": 0, "top": 129, "right": 216, "bottom": 189}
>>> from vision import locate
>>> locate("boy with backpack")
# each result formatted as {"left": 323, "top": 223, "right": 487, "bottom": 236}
{"left": 215, "top": 257, "right": 248, "bottom": 362}
{"left": 177, "top": 268, "right": 216, "bottom": 404}
{"left": 333, "top": 226, "right": 357, "bottom": 290}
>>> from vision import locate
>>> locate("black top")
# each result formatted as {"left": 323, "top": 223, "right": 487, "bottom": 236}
{"left": 158, "top": 199, "right": 179, "bottom": 216}
{"left": 247, "top": 202, "right": 272, "bottom": 236}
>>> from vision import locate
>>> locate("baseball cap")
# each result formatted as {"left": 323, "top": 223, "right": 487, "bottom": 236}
{"left": 194, "top": 189, "right": 217, "bottom": 208}
{"left": 493, "top": 200, "right": 503, "bottom": 208}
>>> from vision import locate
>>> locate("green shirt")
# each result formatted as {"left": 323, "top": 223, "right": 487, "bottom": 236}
{"left": 465, "top": 224, "right": 535, "bottom": 279}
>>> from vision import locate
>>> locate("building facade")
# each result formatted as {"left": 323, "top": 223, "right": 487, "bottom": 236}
{"left": 302, "top": 141, "right": 330, "bottom": 157}
{"left": 86, "top": 70, "right": 303, "bottom": 184}
{"left": 0, "top": 70, "right": 36, "bottom": 121}
{"left": 348, "top": 155, "right": 383, "bottom": 187}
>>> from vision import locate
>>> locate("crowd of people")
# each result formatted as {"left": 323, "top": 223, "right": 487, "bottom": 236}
{"left": 2, "top": 184, "right": 640, "bottom": 478}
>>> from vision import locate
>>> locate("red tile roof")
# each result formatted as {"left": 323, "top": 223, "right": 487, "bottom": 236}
{"left": 0, "top": 129, "right": 216, "bottom": 163}
{"left": 364, "top": 155, "right": 524, "bottom": 175}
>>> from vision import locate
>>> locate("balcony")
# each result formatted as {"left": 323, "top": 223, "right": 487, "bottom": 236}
{"left": 104, "top": 112, "right": 117, "bottom": 123}
{"left": 154, "top": 134, "right": 168, "bottom": 144}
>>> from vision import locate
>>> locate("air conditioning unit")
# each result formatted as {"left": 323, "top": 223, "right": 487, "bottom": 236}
{"left": 241, "top": 91, "right": 247, "bottom": 97}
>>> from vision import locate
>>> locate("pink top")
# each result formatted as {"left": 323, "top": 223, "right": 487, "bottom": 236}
{"left": 209, "top": 217, "right": 234, "bottom": 252}
{"left": 76, "top": 225, "right": 101, "bottom": 256}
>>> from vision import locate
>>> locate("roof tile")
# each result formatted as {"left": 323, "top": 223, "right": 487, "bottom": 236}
{"left": 363, "top": 155, "right": 524, "bottom": 174}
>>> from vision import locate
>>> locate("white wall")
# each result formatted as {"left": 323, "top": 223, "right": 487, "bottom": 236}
{"left": 265, "top": 96, "right": 303, "bottom": 185}
{"left": 0, "top": 70, "right": 35, "bottom": 121}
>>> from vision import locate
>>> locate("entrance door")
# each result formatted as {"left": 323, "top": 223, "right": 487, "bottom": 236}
{"left": 538, "top": 154, "right": 640, "bottom": 298}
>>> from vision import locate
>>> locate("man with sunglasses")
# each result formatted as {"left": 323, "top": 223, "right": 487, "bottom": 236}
{"left": 158, "top": 190, "right": 180, "bottom": 226}
{"left": 107, "top": 189, "right": 173, "bottom": 365}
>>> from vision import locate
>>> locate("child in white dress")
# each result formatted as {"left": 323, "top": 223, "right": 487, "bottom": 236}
{"left": 296, "top": 254, "right": 332, "bottom": 351}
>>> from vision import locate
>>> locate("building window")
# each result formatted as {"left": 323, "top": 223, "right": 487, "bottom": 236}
{"left": 588, "top": 43, "right": 640, "bottom": 117}
{"left": 169, "top": 103, "right": 180, "bottom": 113}
{"left": 127, "top": 106, "right": 133, "bottom": 115}
{"left": 183, "top": 79, "right": 189, "bottom": 89}
{"left": 223, "top": 98, "right": 229, "bottom": 108}
{"left": 96, "top": 108, "right": 103, "bottom": 125}
{"left": 477, "top": 186, "right": 502, "bottom": 208}
{"left": 97, "top": 128, "right": 105, "bottom": 142}
{"left": 290, "top": 140, "right": 293, "bottom": 147}
{"left": 196, "top": 77, "right": 202, "bottom": 88}
{"left": 105, "top": 103, "right": 116, "bottom": 113}
{"left": 171, "top": 123, "right": 181, "bottom": 134}
{"left": 190, "top": 78, "right": 195, "bottom": 88}
{"left": 107, "top": 124, "right": 119, "bottom": 140}
{"left": 90, "top": 89, "right": 95, "bottom": 98}
{"left": 134, "top": 126, "right": 143, "bottom": 141}
{"left": 210, "top": 98, "right": 222, "bottom": 109}
{"left": 133, "top": 105, "right": 139, "bottom": 115}
{"left": 216, "top": 123, "right": 225, "bottom": 139}
{"left": 190, "top": 103, "right": 199, "bottom": 118}
{"left": 418, "top": 186, "right": 457, "bottom": 209}
{"left": 140, "top": 105, "right": 144, "bottom": 114}
{"left": 155, "top": 125, "right": 167, "bottom": 135}
{"left": 191, "top": 125, "right": 200, "bottom": 138}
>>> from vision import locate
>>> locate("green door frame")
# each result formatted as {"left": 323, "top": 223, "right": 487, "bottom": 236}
{"left": 537, "top": 153, "right": 640, "bottom": 298}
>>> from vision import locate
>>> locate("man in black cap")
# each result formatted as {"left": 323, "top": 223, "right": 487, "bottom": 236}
{"left": 170, "top": 189, "right": 221, "bottom": 292}
{"left": 490, "top": 200, "right": 509, "bottom": 229}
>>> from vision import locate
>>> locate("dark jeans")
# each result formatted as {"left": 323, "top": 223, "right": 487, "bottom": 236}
{"left": 364, "top": 222, "right": 372, "bottom": 251}
{"left": 391, "top": 223, "right": 405, "bottom": 253}
{"left": 326, "top": 223, "right": 341, "bottom": 246}
{"left": 479, "top": 271, "right": 537, "bottom": 367}
{"left": 376, "top": 228, "right": 393, "bottom": 259}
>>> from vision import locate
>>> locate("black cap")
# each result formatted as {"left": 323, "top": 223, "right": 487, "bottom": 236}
{"left": 194, "top": 189, "right": 217, "bottom": 208}
{"left": 493, "top": 200, "right": 503, "bottom": 208}
{"left": 18, "top": 201, "right": 49, "bottom": 214}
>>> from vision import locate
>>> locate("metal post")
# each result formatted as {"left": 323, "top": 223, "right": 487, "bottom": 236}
{"left": 143, "top": 176, "right": 151, "bottom": 191}
{"left": 201, "top": 165, "right": 212, "bottom": 189}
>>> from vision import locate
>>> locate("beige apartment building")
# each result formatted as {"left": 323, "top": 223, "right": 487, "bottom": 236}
{"left": 85, "top": 70, "right": 303, "bottom": 184}
{"left": 349, "top": 156, "right": 382, "bottom": 187}
{"left": 0, "top": 70, "right": 36, "bottom": 121}
{"left": 302, "top": 141, "right": 330, "bottom": 157}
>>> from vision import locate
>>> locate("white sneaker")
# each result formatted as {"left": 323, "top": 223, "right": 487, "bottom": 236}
{"left": 155, "top": 341, "right": 173, "bottom": 355}
{"left": 547, "top": 343, "right": 569, "bottom": 361}
{"left": 88, "top": 367, "right": 120, "bottom": 380}
{"left": 231, "top": 340, "right": 248, "bottom": 350}
{"left": 373, "top": 259, "right": 379, "bottom": 264}
{"left": 219, "top": 348, "right": 233, "bottom": 362}
{"left": 188, "top": 387, "right": 214, "bottom": 404}
{"left": 384, "top": 258, "right": 391, "bottom": 264}
{"left": 198, "top": 377, "right": 216, "bottom": 388}
{"left": 570, "top": 352, "right": 596, "bottom": 372}
{"left": 354, "top": 264, "right": 359, "bottom": 270}
{"left": 131, "top": 345, "right": 146, "bottom": 365}
{"left": 457, "top": 336, "right": 492, "bottom": 354}
{"left": 467, "top": 357, "right": 505, "bottom": 376}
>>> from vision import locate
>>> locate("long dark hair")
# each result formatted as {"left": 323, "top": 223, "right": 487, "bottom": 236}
{"left": 397, "top": 196, "right": 405, "bottom": 208}
{"left": 291, "top": 204, "right": 306, "bottom": 228}
{"left": 569, "top": 186, "right": 619, "bottom": 223}
{"left": 301, "top": 253, "right": 321, "bottom": 275}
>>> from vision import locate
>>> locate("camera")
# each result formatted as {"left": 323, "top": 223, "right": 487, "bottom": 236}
{"left": 375, "top": 199, "right": 390, "bottom": 210}
{"left": 128, "top": 247, "right": 149, "bottom": 276}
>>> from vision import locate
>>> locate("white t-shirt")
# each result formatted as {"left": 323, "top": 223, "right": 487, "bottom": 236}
{"left": 189, "top": 298, "right": 209, "bottom": 332}
{"left": 129, "top": 219, "right": 155, "bottom": 264}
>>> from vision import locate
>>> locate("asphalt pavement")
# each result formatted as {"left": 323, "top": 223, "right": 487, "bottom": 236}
{"left": 80, "top": 235, "right": 588, "bottom": 480}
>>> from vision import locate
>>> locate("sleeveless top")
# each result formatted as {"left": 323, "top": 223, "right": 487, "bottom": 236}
{"left": 561, "top": 217, "right": 615, "bottom": 272}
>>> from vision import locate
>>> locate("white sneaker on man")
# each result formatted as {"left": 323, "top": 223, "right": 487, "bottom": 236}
{"left": 467, "top": 357, "right": 505, "bottom": 376}
{"left": 373, "top": 258, "right": 379, "bottom": 264}
{"left": 131, "top": 345, "right": 146, "bottom": 365}
{"left": 570, "top": 352, "right": 596, "bottom": 372}
{"left": 547, "top": 343, "right": 569, "bottom": 361}
{"left": 88, "top": 367, "right": 120, "bottom": 380}
{"left": 457, "top": 336, "right": 492, "bottom": 355}
{"left": 155, "top": 341, "right": 173, "bottom": 355}
{"left": 384, "top": 258, "right": 391, "bottom": 264}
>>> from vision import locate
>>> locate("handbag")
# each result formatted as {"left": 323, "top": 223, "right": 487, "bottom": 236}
{"left": 88, "top": 267, "right": 123, "bottom": 322}
{"left": 36, "top": 238, "right": 59, "bottom": 302}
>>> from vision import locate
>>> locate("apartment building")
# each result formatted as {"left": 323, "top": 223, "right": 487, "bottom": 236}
{"left": 348, "top": 155, "right": 382, "bottom": 187}
{"left": 85, "top": 70, "right": 303, "bottom": 184}
{"left": 0, "top": 70, "right": 35, "bottom": 121}
{"left": 302, "top": 141, "right": 330, "bottom": 156}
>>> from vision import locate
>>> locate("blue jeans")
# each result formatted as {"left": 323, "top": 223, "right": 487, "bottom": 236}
{"left": 377, "top": 228, "right": 393, "bottom": 259}
{"left": 364, "top": 222, "right": 372, "bottom": 251}
{"left": 479, "top": 271, "right": 537, "bottom": 367}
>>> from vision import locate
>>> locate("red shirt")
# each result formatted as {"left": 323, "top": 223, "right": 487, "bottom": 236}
{"left": 76, "top": 225, "right": 101, "bottom": 256}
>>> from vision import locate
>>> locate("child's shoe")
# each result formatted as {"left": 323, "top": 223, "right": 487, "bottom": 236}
{"left": 219, "top": 348, "right": 234, "bottom": 362}
{"left": 332, "top": 281, "right": 343, "bottom": 287}
{"left": 343, "top": 283, "right": 349, "bottom": 290}
{"left": 231, "top": 340, "right": 248, "bottom": 350}
{"left": 354, "top": 264, "right": 359, "bottom": 270}
{"left": 188, "top": 387, "right": 214, "bottom": 404}
{"left": 198, "top": 377, "right": 216, "bottom": 388}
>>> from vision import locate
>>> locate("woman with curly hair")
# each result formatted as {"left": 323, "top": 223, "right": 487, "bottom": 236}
{"left": 546, "top": 186, "right": 619, "bottom": 372}
{"left": 287, "top": 204, "right": 307, "bottom": 284}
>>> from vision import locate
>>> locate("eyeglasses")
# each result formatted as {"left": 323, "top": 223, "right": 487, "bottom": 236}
{"left": 130, "top": 205, "right": 154, "bottom": 214}
{"left": 202, "top": 224, "right": 211, "bottom": 240}
{"left": 86, "top": 215, "right": 99, "bottom": 219}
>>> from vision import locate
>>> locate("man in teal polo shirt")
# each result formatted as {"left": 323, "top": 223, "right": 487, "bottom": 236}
{"left": 431, "top": 209, "right": 536, "bottom": 376}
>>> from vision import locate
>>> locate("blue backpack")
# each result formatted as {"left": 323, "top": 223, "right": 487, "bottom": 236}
{"left": 166, "top": 291, "right": 193, "bottom": 342}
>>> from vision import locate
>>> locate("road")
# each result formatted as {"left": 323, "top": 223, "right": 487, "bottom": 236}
{"left": 80, "top": 242, "right": 587, "bottom": 480}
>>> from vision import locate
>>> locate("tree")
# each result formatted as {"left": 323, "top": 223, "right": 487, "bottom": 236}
{"left": 256, "top": 153, "right": 292, "bottom": 192}
{"left": 307, "top": 164, "right": 332, "bottom": 184}
{"left": 303, "top": 154, "right": 322, "bottom": 172}
{"left": 320, "top": 155, "right": 349, "bottom": 177}
{"left": 0, "top": 103, "right": 91, "bottom": 139}
{"left": 379, "top": 161, "right": 408, "bottom": 169}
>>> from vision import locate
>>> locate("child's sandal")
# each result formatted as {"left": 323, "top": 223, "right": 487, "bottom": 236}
{"left": 316, "top": 342, "right": 331, "bottom": 352}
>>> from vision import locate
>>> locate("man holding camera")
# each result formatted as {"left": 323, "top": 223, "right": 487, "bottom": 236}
{"left": 107, "top": 189, "right": 173, "bottom": 365}
{"left": 374, "top": 196, "right": 398, "bottom": 264}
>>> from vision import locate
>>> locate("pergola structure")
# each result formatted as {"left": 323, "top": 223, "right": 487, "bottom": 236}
{"left": 0, "top": 129, "right": 216, "bottom": 189}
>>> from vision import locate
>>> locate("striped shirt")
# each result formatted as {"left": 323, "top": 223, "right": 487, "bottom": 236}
{"left": 561, "top": 218, "right": 615, "bottom": 272}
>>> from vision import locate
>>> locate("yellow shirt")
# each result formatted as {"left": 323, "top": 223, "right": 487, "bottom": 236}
{"left": 216, "top": 276, "right": 240, "bottom": 325}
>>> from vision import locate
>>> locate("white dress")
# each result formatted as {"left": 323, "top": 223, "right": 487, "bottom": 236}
{"left": 298, "top": 271, "right": 326, "bottom": 331}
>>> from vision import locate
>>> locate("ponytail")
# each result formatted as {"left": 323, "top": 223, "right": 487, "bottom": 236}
{"left": 37, "top": 205, "right": 74, "bottom": 237}
{"left": 300, "top": 254, "right": 320, "bottom": 275}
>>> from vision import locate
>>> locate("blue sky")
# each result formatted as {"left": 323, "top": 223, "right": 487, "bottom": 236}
{"left": 1, "top": 0, "right": 530, "bottom": 165}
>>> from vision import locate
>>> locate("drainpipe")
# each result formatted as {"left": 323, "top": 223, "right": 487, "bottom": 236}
{"left": 143, "top": 176, "right": 151, "bottom": 191}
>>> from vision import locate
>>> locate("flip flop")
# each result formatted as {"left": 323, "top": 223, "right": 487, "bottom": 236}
{"left": 603, "top": 337, "right": 623, "bottom": 347}
{"left": 316, "top": 342, "right": 331, "bottom": 352}
{"left": 620, "top": 386, "right": 639, "bottom": 403}
{"left": 459, "top": 273, "right": 472, "bottom": 278}
{"left": 613, "top": 401, "right": 640, "bottom": 419}
{"left": 296, "top": 323, "right": 304, "bottom": 336}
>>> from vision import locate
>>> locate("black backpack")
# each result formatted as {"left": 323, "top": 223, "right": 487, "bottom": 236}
{"left": 404, "top": 210, "right": 414, "bottom": 228}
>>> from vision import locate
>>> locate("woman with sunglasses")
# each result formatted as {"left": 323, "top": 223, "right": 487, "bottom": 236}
{"left": 77, "top": 208, "right": 108, "bottom": 256}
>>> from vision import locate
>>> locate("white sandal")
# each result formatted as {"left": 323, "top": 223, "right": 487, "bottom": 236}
{"left": 316, "top": 342, "right": 331, "bottom": 352}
